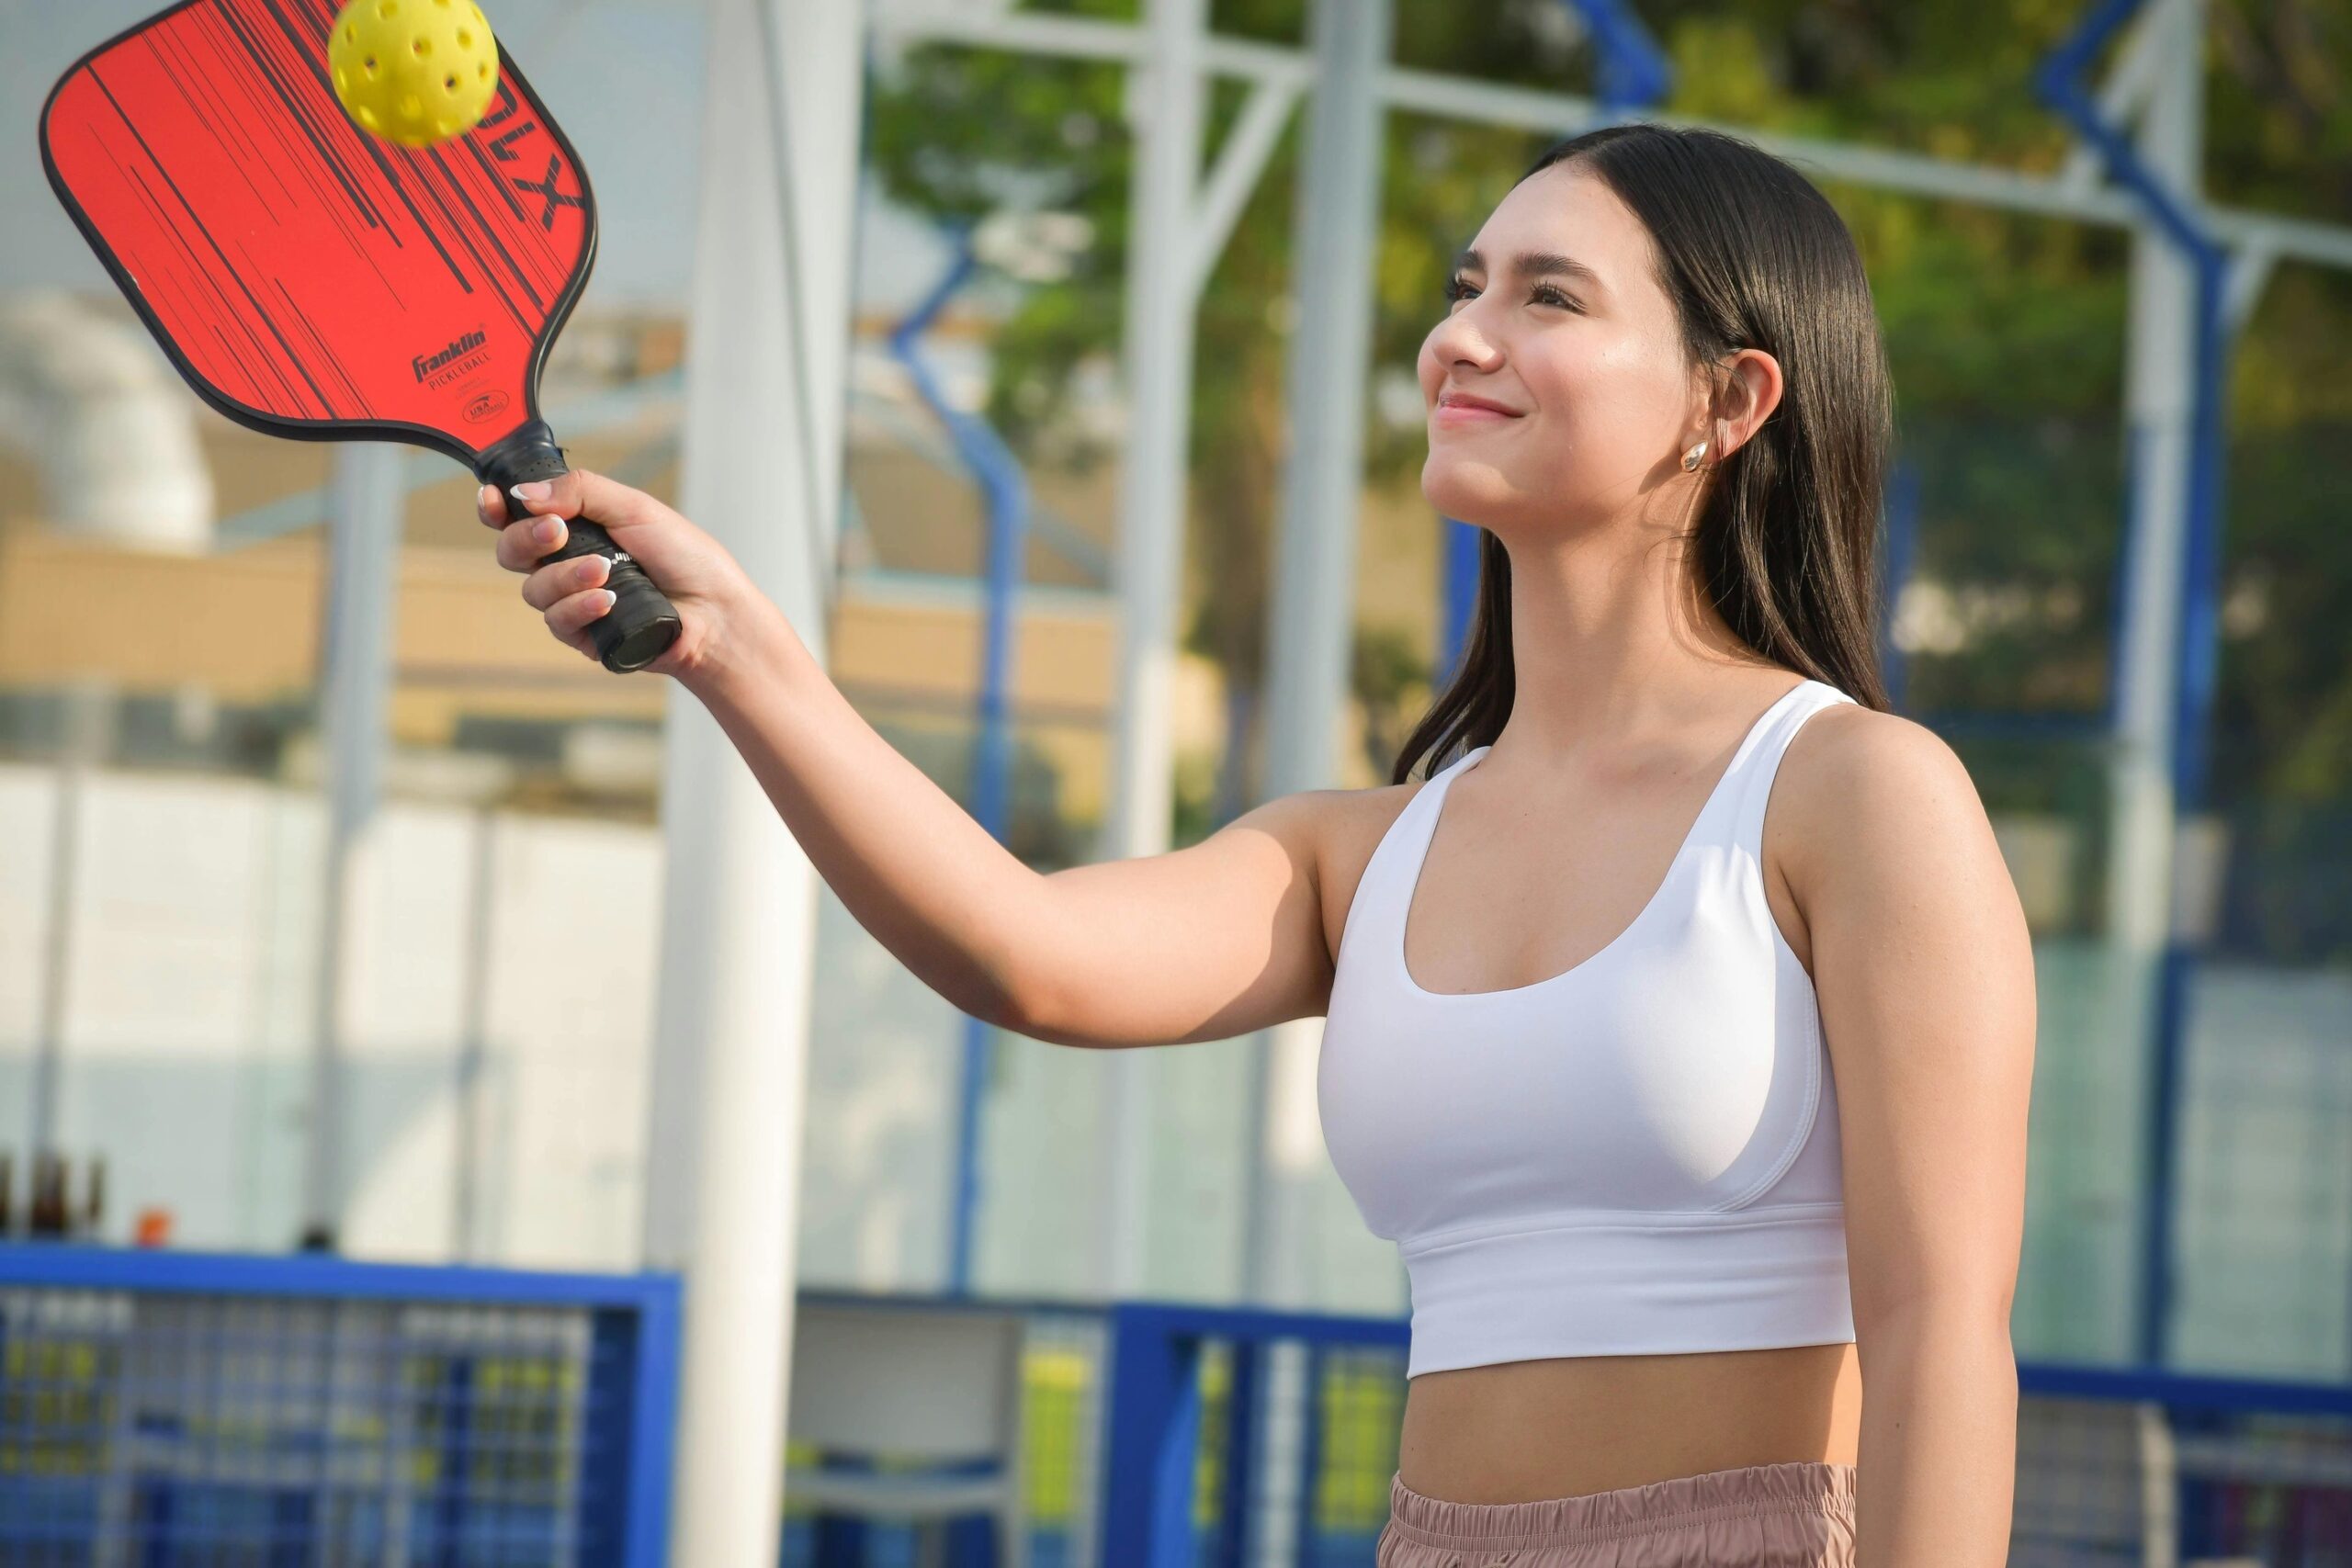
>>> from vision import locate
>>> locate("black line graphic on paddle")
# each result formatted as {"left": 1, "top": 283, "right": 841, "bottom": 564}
{"left": 514, "top": 153, "right": 583, "bottom": 230}
{"left": 488, "top": 120, "right": 535, "bottom": 163}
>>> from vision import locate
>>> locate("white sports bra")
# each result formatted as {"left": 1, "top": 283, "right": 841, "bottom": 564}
{"left": 1317, "top": 677, "right": 1858, "bottom": 1377}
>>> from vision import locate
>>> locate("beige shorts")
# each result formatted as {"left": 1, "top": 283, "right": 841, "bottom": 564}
{"left": 1377, "top": 1460, "right": 1857, "bottom": 1567}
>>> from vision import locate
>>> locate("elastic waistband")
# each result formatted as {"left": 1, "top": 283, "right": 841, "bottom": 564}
{"left": 1385, "top": 1461, "right": 1856, "bottom": 1550}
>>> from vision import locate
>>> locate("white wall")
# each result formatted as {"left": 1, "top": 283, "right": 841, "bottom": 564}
{"left": 0, "top": 763, "right": 659, "bottom": 1268}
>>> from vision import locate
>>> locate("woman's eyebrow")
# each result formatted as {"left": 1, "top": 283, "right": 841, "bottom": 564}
{"left": 1452, "top": 247, "right": 1605, "bottom": 294}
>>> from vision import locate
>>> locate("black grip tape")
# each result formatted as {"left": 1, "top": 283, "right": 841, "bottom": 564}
{"left": 475, "top": 420, "right": 683, "bottom": 673}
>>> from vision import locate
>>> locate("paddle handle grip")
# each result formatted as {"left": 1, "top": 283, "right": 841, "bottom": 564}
{"left": 476, "top": 421, "right": 683, "bottom": 673}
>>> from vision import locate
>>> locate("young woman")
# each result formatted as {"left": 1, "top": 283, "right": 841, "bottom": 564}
{"left": 481, "top": 123, "right": 2033, "bottom": 1568}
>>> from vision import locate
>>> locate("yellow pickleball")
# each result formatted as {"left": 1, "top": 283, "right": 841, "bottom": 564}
{"left": 328, "top": 0, "right": 501, "bottom": 148}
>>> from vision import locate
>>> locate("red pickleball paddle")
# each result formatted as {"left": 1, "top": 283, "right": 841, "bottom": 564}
{"left": 40, "top": 0, "right": 680, "bottom": 672}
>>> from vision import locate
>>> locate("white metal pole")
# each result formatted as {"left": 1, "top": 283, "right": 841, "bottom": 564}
{"left": 2104, "top": 0, "right": 2199, "bottom": 1089}
{"left": 451, "top": 808, "right": 495, "bottom": 1262}
{"left": 2107, "top": 0, "right": 2203, "bottom": 1361}
{"left": 644, "top": 1, "right": 861, "bottom": 1562}
{"left": 1242, "top": 0, "right": 1391, "bottom": 1311}
{"left": 300, "top": 442, "right": 402, "bottom": 1247}
{"left": 29, "top": 680, "right": 113, "bottom": 1167}
{"left": 1095, "top": 0, "right": 1207, "bottom": 1302}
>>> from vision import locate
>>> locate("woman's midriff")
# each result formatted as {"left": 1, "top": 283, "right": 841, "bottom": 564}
{"left": 1394, "top": 1341, "right": 1863, "bottom": 1505}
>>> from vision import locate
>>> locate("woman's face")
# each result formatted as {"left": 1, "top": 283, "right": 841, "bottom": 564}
{"left": 1417, "top": 162, "right": 1698, "bottom": 536}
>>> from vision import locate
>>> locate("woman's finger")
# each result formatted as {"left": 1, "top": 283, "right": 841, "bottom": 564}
{"left": 496, "top": 513, "right": 570, "bottom": 574}
{"left": 521, "top": 551, "right": 609, "bottom": 613}
{"left": 506, "top": 467, "right": 673, "bottom": 535}
{"left": 476, "top": 484, "right": 508, "bottom": 530}
{"left": 546, "top": 586, "right": 617, "bottom": 644}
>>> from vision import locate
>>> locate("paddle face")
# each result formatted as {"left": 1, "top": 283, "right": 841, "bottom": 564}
{"left": 40, "top": 0, "right": 595, "bottom": 466}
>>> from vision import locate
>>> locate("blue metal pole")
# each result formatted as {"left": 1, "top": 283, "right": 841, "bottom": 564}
{"left": 1879, "top": 459, "right": 1921, "bottom": 710}
{"left": 1100, "top": 1306, "right": 1206, "bottom": 1568}
{"left": 1212, "top": 1339, "right": 1260, "bottom": 1566}
{"left": 434, "top": 1355, "right": 475, "bottom": 1567}
{"left": 888, "top": 235, "right": 1035, "bottom": 1297}
{"left": 1563, "top": 0, "right": 1673, "bottom": 117}
{"left": 1288, "top": 1344, "right": 1326, "bottom": 1566}
{"left": 1438, "top": 519, "right": 1481, "bottom": 682}
{"left": 2036, "top": 0, "right": 2235, "bottom": 1369}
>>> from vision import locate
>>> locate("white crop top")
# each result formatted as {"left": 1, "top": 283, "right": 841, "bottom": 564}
{"left": 1317, "top": 678, "right": 1859, "bottom": 1377}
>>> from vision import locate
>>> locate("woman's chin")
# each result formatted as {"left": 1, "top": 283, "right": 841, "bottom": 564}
{"left": 1419, "top": 463, "right": 1514, "bottom": 526}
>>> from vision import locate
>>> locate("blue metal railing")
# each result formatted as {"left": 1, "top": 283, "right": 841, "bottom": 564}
{"left": 1099, "top": 1298, "right": 2352, "bottom": 1568}
{"left": 13, "top": 1253, "right": 2352, "bottom": 1564}
{"left": 0, "top": 1245, "right": 679, "bottom": 1568}
{"left": 1101, "top": 1302, "right": 1408, "bottom": 1568}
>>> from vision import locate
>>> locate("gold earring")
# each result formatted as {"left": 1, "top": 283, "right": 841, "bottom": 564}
{"left": 1681, "top": 440, "right": 1709, "bottom": 472}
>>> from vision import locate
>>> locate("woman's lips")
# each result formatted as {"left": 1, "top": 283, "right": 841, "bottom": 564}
{"left": 1433, "top": 400, "right": 1521, "bottom": 425}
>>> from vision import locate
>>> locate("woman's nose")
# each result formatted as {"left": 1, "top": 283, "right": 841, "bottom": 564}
{"left": 1426, "top": 308, "right": 1502, "bottom": 372}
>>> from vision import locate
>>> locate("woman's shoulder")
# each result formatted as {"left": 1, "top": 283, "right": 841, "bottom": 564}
{"left": 1783, "top": 699, "right": 1973, "bottom": 809}
{"left": 1772, "top": 698, "right": 1994, "bottom": 895}
{"left": 1264, "top": 766, "right": 1450, "bottom": 963}
{"left": 1317, "top": 772, "right": 1432, "bottom": 859}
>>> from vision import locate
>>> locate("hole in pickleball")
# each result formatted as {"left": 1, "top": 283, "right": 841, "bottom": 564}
{"left": 456, "top": 28, "right": 471, "bottom": 45}
{"left": 477, "top": 61, "right": 492, "bottom": 79}
{"left": 443, "top": 73, "right": 458, "bottom": 91}
{"left": 400, "top": 94, "right": 422, "bottom": 118}
{"left": 413, "top": 36, "right": 431, "bottom": 54}
{"left": 363, "top": 54, "right": 379, "bottom": 73}
{"left": 356, "top": 105, "right": 379, "bottom": 128}
{"left": 379, "top": 0, "right": 396, "bottom": 16}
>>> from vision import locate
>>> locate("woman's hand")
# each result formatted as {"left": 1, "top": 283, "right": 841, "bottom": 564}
{"left": 478, "top": 469, "right": 760, "bottom": 682}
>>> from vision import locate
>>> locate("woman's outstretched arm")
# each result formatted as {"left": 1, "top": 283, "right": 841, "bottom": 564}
{"left": 481, "top": 469, "right": 1337, "bottom": 1049}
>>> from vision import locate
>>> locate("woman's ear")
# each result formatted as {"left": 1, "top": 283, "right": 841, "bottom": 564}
{"left": 1713, "top": 349, "right": 1784, "bottom": 461}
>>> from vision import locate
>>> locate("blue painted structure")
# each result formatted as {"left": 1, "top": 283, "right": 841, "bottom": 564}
{"left": 0, "top": 1244, "right": 680, "bottom": 1568}
{"left": 888, "top": 232, "right": 1035, "bottom": 1299}
{"left": 2035, "top": 0, "right": 2236, "bottom": 1371}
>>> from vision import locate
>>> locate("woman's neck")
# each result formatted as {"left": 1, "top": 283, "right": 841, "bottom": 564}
{"left": 1490, "top": 525, "right": 1781, "bottom": 767}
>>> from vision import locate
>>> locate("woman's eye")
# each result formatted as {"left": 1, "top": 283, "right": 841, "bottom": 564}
{"left": 1442, "top": 275, "right": 1577, "bottom": 311}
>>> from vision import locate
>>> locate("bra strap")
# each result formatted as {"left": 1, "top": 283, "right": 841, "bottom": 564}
{"left": 1725, "top": 683, "right": 1855, "bottom": 857}
{"left": 1352, "top": 745, "right": 1487, "bottom": 960}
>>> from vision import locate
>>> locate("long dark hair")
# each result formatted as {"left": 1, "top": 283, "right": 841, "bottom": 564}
{"left": 1393, "top": 123, "right": 1894, "bottom": 784}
